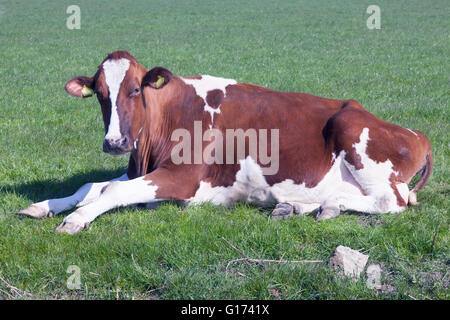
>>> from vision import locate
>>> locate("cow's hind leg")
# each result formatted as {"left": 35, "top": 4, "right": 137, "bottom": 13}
{"left": 316, "top": 126, "right": 410, "bottom": 221}
{"left": 17, "top": 174, "right": 128, "bottom": 218}
{"left": 271, "top": 202, "right": 320, "bottom": 220}
{"left": 317, "top": 179, "right": 408, "bottom": 221}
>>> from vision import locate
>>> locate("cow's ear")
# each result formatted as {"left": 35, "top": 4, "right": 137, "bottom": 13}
{"left": 142, "top": 67, "right": 173, "bottom": 89}
{"left": 65, "top": 76, "right": 94, "bottom": 98}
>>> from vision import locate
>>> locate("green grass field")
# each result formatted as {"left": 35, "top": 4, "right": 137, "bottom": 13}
{"left": 0, "top": 0, "right": 448, "bottom": 299}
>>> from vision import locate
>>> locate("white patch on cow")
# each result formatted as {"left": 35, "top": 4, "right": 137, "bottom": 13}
{"left": 271, "top": 153, "right": 362, "bottom": 204}
{"left": 61, "top": 176, "right": 158, "bottom": 228}
{"left": 103, "top": 58, "right": 131, "bottom": 140}
{"left": 346, "top": 128, "right": 398, "bottom": 192}
{"left": 181, "top": 75, "right": 237, "bottom": 129}
{"left": 406, "top": 128, "right": 418, "bottom": 137}
{"left": 341, "top": 128, "right": 405, "bottom": 213}
{"left": 189, "top": 155, "right": 362, "bottom": 210}
{"left": 291, "top": 202, "right": 321, "bottom": 213}
{"left": 188, "top": 156, "right": 275, "bottom": 206}
{"left": 29, "top": 174, "right": 129, "bottom": 215}
{"left": 396, "top": 183, "right": 409, "bottom": 204}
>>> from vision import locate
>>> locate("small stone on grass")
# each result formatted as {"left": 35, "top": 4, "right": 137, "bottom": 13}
{"left": 329, "top": 245, "right": 369, "bottom": 279}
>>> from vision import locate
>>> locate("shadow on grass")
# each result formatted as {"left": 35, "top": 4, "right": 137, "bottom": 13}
{"left": 3, "top": 167, "right": 127, "bottom": 204}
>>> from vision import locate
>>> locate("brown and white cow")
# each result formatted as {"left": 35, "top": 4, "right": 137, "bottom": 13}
{"left": 18, "top": 51, "right": 433, "bottom": 234}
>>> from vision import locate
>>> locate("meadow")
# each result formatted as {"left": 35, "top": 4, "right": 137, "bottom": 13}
{"left": 0, "top": 0, "right": 448, "bottom": 299}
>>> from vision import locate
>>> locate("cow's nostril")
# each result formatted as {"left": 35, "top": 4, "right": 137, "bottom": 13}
{"left": 120, "top": 136, "right": 128, "bottom": 146}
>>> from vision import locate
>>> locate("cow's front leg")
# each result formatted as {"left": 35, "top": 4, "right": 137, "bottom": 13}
{"left": 55, "top": 168, "right": 194, "bottom": 234}
{"left": 18, "top": 174, "right": 128, "bottom": 218}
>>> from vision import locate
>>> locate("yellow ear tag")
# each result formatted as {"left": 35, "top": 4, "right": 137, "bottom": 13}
{"left": 155, "top": 75, "right": 165, "bottom": 88}
{"left": 81, "top": 85, "right": 94, "bottom": 97}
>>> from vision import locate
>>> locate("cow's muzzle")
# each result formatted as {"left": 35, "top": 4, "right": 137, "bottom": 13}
{"left": 103, "top": 136, "right": 131, "bottom": 156}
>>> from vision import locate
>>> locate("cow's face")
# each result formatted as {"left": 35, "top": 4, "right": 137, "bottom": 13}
{"left": 65, "top": 51, "right": 147, "bottom": 156}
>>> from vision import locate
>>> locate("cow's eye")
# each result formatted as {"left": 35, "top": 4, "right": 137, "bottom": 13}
{"left": 130, "top": 87, "right": 140, "bottom": 97}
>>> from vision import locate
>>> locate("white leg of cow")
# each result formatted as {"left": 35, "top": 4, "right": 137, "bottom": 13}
{"left": 55, "top": 176, "right": 159, "bottom": 234}
{"left": 18, "top": 174, "right": 128, "bottom": 218}
{"left": 317, "top": 185, "right": 408, "bottom": 221}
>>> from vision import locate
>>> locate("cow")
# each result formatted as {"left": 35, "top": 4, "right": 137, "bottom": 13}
{"left": 18, "top": 51, "right": 433, "bottom": 234}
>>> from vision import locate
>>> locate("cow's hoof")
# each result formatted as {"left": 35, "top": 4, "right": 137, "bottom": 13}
{"left": 316, "top": 206, "right": 340, "bottom": 221}
{"left": 271, "top": 203, "right": 294, "bottom": 220}
{"left": 17, "top": 205, "right": 52, "bottom": 219}
{"left": 291, "top": 202, "right": 306, "bottom": 216}
{"left": 55, "top": 220, "right": 89, "bottom": 235}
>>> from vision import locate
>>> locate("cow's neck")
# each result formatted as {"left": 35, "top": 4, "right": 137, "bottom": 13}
{"left": 132, "top": 123, "right": 171, "bottom": 177}
{"left": 133, "top": 82, "right": 186, "bottom": 176}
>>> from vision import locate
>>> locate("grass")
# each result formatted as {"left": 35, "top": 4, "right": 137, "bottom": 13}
{"left": 0, "top": 0, "right": 448, "bottom": 299}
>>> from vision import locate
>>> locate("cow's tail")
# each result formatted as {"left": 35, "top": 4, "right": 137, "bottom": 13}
{"left": 408, "top": 147, "right": 433, "bottom": 206}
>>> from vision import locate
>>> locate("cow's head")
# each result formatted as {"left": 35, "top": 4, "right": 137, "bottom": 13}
{"left": 65, "top": 51, "right": 149, "bottom": 156}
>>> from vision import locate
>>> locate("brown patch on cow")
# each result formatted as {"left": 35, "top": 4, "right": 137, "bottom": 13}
{"left": 398, "top": 147, "right": 410, "bottom": 161}
{"left": 363, "top": 120, "right": 432, "bottom": 186}
{"left": 344, "top": 149, "right": 364, "bottom": 170}
{"left": 133, "top": 76, "right": 208, "bottom": 178}
{"left": 390, "top": 178, "right": 407, "bottom": 208}
{"left": 142, "top": 165, "right": 201, "bottom": 200}
{"left": 206, "top": 89, "right": 224, "bottom": 109}
{"left": 324, "top": 110, "right": 366, "bottom": 170}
